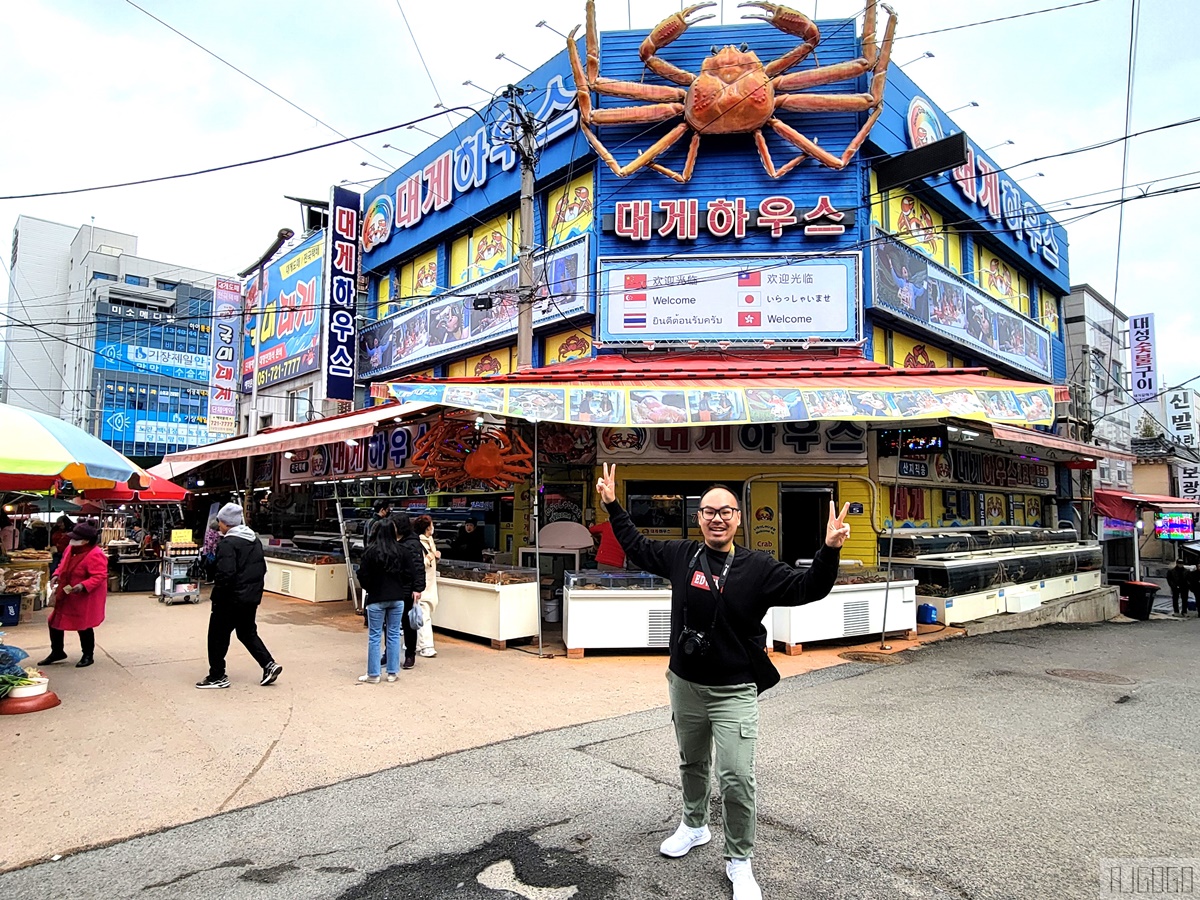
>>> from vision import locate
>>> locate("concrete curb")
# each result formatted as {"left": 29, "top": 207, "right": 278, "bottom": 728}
{"left": 955, "top": 586, "right": 1120, "bottom": 636}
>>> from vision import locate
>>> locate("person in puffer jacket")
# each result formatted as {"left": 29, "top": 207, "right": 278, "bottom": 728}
{"left": 195, "top": 503, "right": 282, "bottom": 689}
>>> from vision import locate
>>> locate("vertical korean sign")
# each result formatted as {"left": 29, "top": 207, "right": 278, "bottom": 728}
{"left": 324, "top": 185, "right": 359, "bottom": 401}
{"left": 1165, "top": 389, "right": 1196, "bottom": 448}
{"left": 208, "top": 278, "right": 242, "bottom": 436}
{"left": 1129, "top": 313, "right": 1157, "bottom": 402}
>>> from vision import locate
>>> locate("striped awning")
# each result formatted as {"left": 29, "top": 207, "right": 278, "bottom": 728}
{"left": 372, "top": 353, "right": 1057, "bottom": 429}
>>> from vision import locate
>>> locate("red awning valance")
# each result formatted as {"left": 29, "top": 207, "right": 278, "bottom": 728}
{"left": 1093, "top": 489, "right": 1200, "bottom": 521}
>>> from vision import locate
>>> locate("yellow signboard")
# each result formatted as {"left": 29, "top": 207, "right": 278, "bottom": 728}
{"left": 170, "top": 529, "right": 193, "bottom": 544}
{"left": 546, "top": 172, "right": 595, "bottom": 247}
{"left": 544, "top": 328, "right": 592, "bottom": 365}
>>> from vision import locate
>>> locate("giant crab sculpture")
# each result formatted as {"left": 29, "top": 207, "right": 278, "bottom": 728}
{"left": 567, "top": 0, "right": 896, "bottom": 182}
{"left": 413, "top": 418, "right": 534, "bottom": 491}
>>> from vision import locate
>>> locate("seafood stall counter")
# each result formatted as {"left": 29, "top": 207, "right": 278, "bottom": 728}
{"left": 879, "top": 527, "right": 1103, "bottom": 625}
{"left": 433, "top": 559, "right": 539, "bottom": 650}
{"left": 262, "top": 544, "right": 350, "bottom": 604}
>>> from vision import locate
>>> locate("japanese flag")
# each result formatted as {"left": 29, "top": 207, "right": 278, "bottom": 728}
{"left": 741, "top": 292, "right": 761, "bottom": 308}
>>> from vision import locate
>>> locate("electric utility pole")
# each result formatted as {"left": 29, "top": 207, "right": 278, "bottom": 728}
{"left": 503, "top": 86, "right": 538, "bottom": 371}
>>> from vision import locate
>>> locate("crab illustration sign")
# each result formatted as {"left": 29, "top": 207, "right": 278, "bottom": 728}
{"left": 568, "top": 0, "right": 895, "bottom": 182}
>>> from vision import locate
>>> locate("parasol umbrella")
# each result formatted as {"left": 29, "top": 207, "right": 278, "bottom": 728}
{"left": 0, "top": 403, "right": 147, "bottom": 491}
{"left": 79, "top": 472, "right": 188, "bottom": 504}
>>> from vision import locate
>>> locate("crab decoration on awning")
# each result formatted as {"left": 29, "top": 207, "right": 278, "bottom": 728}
{"left": 413, "top": 417, "right": 534, "bottom": 491}
{"left": 567, "top": 0, "right": 897, "bottom": 182}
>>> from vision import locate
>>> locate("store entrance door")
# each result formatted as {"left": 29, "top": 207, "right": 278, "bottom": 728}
{"left": 780, "top": 485, "right": 833, "bottom": 566}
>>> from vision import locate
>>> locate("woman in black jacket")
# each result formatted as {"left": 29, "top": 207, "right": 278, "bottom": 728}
{"left": 355, "top": 513, "right": 426, "bottom": 682}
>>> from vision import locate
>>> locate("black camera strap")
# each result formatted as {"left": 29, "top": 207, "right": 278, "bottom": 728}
{"left": 687, "top": 545, "right": 735, "bottom": 635}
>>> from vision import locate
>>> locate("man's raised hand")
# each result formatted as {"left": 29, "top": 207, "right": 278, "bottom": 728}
{"left": 825, "top": 501, "right": 851, "bottom": 548}
{"left": 596, "top": 462, "right": 617, "bottom": 505}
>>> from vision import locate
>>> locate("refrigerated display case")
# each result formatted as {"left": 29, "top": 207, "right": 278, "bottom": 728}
{"left": 434, "top": 559, "right": 538, "bottom": 649}
{"left": 262, "top": 545, "right": 349, "bottom": 603}
{"left": 562, "top": 570, "right": 672, "bottom": 657}
{"left": 771, "top": 563, "right": 917, "bottom": 654}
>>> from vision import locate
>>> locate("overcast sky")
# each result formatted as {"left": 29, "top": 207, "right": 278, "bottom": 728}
{"left": 2, "top": 0, "right": 1195, "bottom": 412}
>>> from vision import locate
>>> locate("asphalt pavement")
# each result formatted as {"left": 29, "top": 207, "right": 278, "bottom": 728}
{"left": 3, "top": 617, "right": 1197, "bottom": 900}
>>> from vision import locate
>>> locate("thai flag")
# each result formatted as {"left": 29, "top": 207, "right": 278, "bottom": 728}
{"left": 737, "top": 270, "right": 761, "bottom": 287}
{"left": 624, "top": 312, "right": 647, "bottom": 329}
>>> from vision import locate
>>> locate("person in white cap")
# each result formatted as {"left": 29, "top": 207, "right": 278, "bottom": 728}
{"left": 196, "top": 503, "right": 282, "bottom": 689}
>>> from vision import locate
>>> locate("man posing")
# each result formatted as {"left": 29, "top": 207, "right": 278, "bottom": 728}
{"left": 196, "top": 503, "right": 283, "bottom": 689}
{"left": 596, "top": 464, "right": 850, "bottom": 900}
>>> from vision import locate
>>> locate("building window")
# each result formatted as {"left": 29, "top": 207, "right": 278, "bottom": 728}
{"left": 287, "top": 386, "right": 314, "bottom": 422}
{"left": 92, "top": 271, "right": 117, "bottom": 282}
{"left": 124, "top": 274, "right": 149, "bottom": 287}
{"left": 155, "top": 279, "right": 178, "bottom": 291}
{"left": 259, "top": 414, "right": 273, "bottom": 431}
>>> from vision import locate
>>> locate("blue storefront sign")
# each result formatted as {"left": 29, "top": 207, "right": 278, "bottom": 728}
{"left": 96, "top": 341, "right": 210, "bottom": 382}
{"left": 361, "top": 46, "right": 589, "bottom": 272}
{"left": 324, "top": 186, "right": 359, "bottom": 401}
{"left": 242, "top": 231, "right": 324, "bottom": 391}
{"left": 869, "top": 65, "right": 1070, "bottom": 295}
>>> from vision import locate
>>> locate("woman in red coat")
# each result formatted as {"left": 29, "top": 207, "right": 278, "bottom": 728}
{"left": 39, "top": 519, "right": 108, "bottom": 668}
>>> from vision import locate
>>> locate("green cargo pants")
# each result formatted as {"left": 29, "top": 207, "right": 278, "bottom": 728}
{"left": 667, "top": 669, "right": 759, "bottom": 860}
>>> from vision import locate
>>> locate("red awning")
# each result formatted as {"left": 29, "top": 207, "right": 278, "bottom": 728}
{"left": 1093, "top": 489, "right": 1200, "bottom": 521}
{"left": 989, "top": 424, "right": 1138, "bottom": 462}
{"left": 80, "top": 473, "right": 189, "bottom": 504}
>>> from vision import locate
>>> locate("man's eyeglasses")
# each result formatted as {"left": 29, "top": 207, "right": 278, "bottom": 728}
{"left": 698, "top": 506, "right": 739, "bottom": 522}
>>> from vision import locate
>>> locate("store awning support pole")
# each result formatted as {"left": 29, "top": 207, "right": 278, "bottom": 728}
{"left": 880, "top": 430, "right": 905, "bottom": 651}
{"left": 1132, "top": 504, "right": 1142, "bottom": 583}
{"left": 533, "top": 418, "right": 543, "bottom": 658}
{"left": 333, "top": 480, "right": 360, "bottom": 611}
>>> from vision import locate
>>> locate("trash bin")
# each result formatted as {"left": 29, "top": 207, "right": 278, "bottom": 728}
{"left": 1119, "top": 581, "right": 1158, "bottom": 621}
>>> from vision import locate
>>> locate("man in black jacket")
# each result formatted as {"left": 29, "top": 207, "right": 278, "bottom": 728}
{"left": 196, "top": 503, "right": 282, "bottom": 689}
{"left": 596, "top": 464, "right": 849, "bottom": 900}
{"left": 1167, "top": 561, "right": 1190, "bottom": 617}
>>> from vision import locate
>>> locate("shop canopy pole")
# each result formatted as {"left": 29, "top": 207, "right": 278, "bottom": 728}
{"left": 332, "top": 479, "right": 360, "bottom": 612}
{"left": 532, "top": 418, "right": 544, "bottom": 659}
{"left": 879, "top": 429, "right": 905, "bottom": 651}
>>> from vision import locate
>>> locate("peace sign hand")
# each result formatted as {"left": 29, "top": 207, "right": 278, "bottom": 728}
{"left": 596, "top": 462, "right": 618, "bottom": 505}
{"left": 825, "top": 501, "right": 851, "bottom": 548}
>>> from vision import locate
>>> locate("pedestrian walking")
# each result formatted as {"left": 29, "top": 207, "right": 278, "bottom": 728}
{"left": 1188, "top": 564, "right": 1200, "bottom": 619}
{"left": 199, "top": 517, "right": 221, "bottom": 583}
{"left": 355, "top": 515, "right": 425, "bottom": 681}
{"left": 595, "top": 463, "right": 849, "bottom": 900}
{"left": 414, "top": 514, "right": 440, "bottom": 658}
{"left": 39, "top": 519, "right": 107, "bottom": 668}
{"left": 195, "top": 503, "right": 282, "bottom": 689}
{"left": 1167, "top": 561, "right": 1190, "bottom": 617}
{"left": 363, "top": 499, "right": 392, "bottom": 545}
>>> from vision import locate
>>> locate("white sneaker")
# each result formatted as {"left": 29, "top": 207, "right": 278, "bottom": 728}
{"left": 419, "top": 648, "right": 437, "bottom": 658}
{"left": 659, "top": 821, "right": 711, "bottom": 858}
{"left": 357, "top": 674, "right": 380, "bottom": 684}
{"left": 726, "top": 859, "right": 762, "bottom": 900}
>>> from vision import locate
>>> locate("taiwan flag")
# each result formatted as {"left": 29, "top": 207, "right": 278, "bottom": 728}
{"left": 738, "top": 311, "right": 762, "bottom": 327}
{"left": 625, "top": 274, "right": 647, "bottom": 290}
{"left": 737, "top": 270, "right": 761, "bottom": 287}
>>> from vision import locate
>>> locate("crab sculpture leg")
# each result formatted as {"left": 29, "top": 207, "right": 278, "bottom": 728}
{"left": 567, "top": 0, "right": 711, "bottom": 181}
{"left": 744, "top": 0, "right": 897, "bottom": 174}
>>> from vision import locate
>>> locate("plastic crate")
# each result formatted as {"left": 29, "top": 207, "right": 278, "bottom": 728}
{"left": 0, "top": 593, "right": 21, "bottom": 626}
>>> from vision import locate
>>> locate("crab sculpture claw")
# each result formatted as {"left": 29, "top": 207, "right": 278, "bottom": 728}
{"left": 738, "top": 0, "right": 816, "bottom": 37}
{"left": 641, "top": 2, "right": 718, "bottom": 59}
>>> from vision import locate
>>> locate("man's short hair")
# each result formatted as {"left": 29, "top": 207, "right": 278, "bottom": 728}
{"left": 699, "top": 483, "right": 739, "bottom": 508}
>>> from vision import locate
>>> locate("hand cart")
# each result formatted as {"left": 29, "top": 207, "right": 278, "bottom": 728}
{"left": 158, "top": 543, "right": 202, "bottom": 605}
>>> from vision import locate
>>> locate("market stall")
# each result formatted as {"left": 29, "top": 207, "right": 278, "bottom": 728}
{"left": 262, "top": 545, "right": 349, "bottom": 603}
{"left": 433, "top": 558, "right": 539, "bottom": 650}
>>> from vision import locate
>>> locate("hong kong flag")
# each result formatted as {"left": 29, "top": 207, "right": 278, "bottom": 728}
{"left": 737, "top": 270, "right": 761, "bottom": 287}
{"left": 625, "top": 274, "right": 647, "bottom": 290}
{"left": 738, "top": 311, "right": 762, "bottom": 327}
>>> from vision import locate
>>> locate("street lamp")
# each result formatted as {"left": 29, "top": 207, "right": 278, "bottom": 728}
{"left": 946, "top": 101, "right": 979, "bottom": 114}
{"left": 983, "top": 139, "right": 1014, "bottom": 152}
{"left": 462, "top": 79, "right": 494, "bottom": 97}
{"left": 535, "top": 19, "right": 569, "bottom": 39}
{"left": 1016, "top": 171, "right": 1045, "bottom": 183}
{"left": 360, "top": 161, "right": 390, "bottom": 172}
{"left": 407, "top": 123, "right": 440, "bottom": 139}
{"left": 899, "top": 51, "right": 934, "bottom": 66}
{"left": 496, "top": 52, "right": 533, "bottom": 73}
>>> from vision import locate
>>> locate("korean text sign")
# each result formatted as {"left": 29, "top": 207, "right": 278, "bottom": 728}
{"left": 242, "top": 232, "right": 324, "bottom": 391}
{"left": 209, "top": 278, "right": 242, "bottom": 436}
{"left": 1128, "top": 314, "right": 1158, "bottom": 403}
{"left": 325, "top": 186, "right": 359, "bottom": 401}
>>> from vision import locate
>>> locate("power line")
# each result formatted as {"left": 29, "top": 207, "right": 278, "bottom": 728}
{"left": 120, "top": 0, "right": 394, "bottom": 170}
{"left": 895, "top": 0, "right": 1102, "bottom": 41}
{"left": 0, "top": 108, "right": 477, "bottom": 201}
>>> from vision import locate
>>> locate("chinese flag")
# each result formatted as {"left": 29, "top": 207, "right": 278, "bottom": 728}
{"left": 737, "top": 271, "right": 761, "bottom": 287}
{"left": 625, "top": 274, "right": 647, "bottom": 290}
{"left": 739, "top": 311, "right": 761, "bottom": 327}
